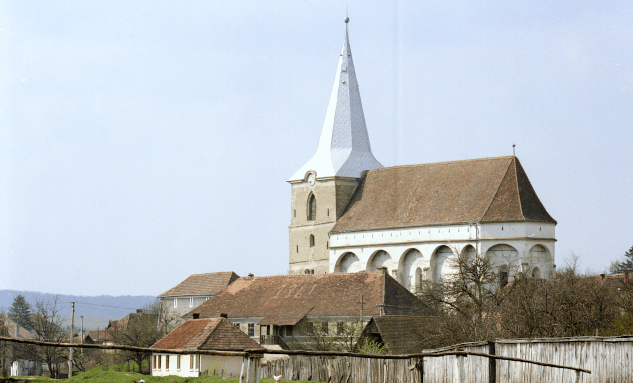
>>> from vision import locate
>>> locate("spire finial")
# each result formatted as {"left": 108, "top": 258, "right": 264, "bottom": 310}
{"left": 345, "top": 6, "right": 349, "bottom": 28}
{"left": 512, "top": 143, "right": 516, "bottom": 156}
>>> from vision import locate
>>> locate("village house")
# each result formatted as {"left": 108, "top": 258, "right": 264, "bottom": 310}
{"left": 182, "top": 271, "right": 429, "bottom": 349}
{"left": 158, "top": 272, "right": 240, "bottom": 323}
{"left": 288, "top": 19, "right": 556, "bottom": 289}
{"left": 358, "top": 315, "right": 437, "bottom": 355}
{"left": 150, "top": 316, "right": 264, "bottom": 377}
{"left": 1, "top": 316, "right": 38, "bottom": 376}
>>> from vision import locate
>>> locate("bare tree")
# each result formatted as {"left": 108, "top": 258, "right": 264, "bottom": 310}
{"left": 113, "top": 301, "right": 168, "bottom": 374}
{"left": 285, "top": 318, "right": 364, "bottom": 352}
{"left": 0, "top": 312, "right": 9, "bottom": 378}
{"left": 26, "top": 297, "right": 68, "bottom": 378}
{"left": 417, "top": 248, "right": 512, "bottom": 346}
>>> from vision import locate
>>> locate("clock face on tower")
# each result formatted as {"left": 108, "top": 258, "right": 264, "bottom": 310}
{"left": 308, "top": 173, "right": 316, "bottom": 186}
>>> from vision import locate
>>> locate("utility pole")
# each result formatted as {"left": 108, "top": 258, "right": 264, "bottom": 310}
{"left": 357, "top": 295, "right": 366, "bottom": 323}
{"left": 80, "top": 316, "right": 84, "bottom": 356}
{"left": 69, "top": 302, "right": 74, "bottom": 378}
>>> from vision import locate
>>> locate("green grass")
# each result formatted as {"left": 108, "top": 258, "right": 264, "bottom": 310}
{"left": 10, "top": 365, "right": 309, "bottom": 383}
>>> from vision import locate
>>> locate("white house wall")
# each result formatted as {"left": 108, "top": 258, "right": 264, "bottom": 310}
{"left": 329, "top": 222, "right": 555, "bottom": 291}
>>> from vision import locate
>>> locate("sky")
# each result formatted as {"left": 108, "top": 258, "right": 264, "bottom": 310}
{"left": 1, "top": 1, "right": 632, "bottom": 296}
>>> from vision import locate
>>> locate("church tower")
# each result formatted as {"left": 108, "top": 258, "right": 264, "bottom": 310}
{"left": 288, "top": 18, "right": 382, "bottom": 275}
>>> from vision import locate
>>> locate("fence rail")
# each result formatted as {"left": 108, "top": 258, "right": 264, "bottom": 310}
{"left": 0, "top": 336, "right": 593, "bottom": 383}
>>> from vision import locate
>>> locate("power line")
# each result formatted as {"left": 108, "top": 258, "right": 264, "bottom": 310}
{"left": 59, "top": 301, "right": 141, "bottom": 311}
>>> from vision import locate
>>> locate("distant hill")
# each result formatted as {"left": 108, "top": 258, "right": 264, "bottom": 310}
{"left": 0, "top": 290, "right": 157, "bottom": 330}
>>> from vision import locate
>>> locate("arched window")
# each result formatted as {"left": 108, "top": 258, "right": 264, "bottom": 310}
{"left": 308, "top": 194, "right": 316, "bottom": 221}
{"left": 532, "top": 267, "right": 541, "bottom": 279}
{"left": 309, "top": 234, "right": 315, "bottom": 247}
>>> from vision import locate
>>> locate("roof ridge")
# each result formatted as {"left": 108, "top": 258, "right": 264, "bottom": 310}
{"left": 371, "top": 155, "right": 515, "bottom": 172}
{"left": 479, "top": 157, "right": 514, "bottom": 222}
{"left": 512, "top": 157, "right": 525, "bottom": 219}
{"left": 241, "top": 271, "right": 385, "bottom": 280}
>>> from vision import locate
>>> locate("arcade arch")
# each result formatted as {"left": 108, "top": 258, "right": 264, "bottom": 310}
{"left": 367, "top": 250, "right": 392, "bottom": 272}
{"left": 335, "top": 252, "right": 361, "bottom": 273}
{"left": 430, "top": 246, "right": 455, "bottom": 283}
{"left": 400, "top": 248, "right": 425, "bottom": 291}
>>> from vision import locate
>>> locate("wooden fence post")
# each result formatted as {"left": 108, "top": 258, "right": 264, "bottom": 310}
{"left": 239, "top": 355, "right": 248, "bottom": 383}
{"left": 453, "top": 355, "right": 465, "bottom": 383}
{"left": 488, "top": 341, "right": 496, "bottom": 383}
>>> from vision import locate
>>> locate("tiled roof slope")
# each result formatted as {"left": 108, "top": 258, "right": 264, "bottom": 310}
{"left": 183, "top": 273, "right": 428, "bottom": 323}
{"left": 151, "top": 318, "right": 264, "bottom": 351}
{"left": 108, "top": 312, "right": 157, "bottom": 332}
{"left": 333, "top": 156, "right": 555, "bottom": 233}
{"left": 159, "top": 271, "right": 240, "bottom": 298}
{"left": 2, "top": 317, "right": 35, "bottom": 340}
{"left": 371, "top": 315, "right": 437, "bottom": 355}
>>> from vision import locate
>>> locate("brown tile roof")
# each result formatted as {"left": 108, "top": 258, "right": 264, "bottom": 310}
{"left": 159, "top": 271, "right": 240, "bottom": 298}
{"left": 151, "top": 317, "right": 264, "bottom": 351}
{"left": 88, "top": 329, "right": 114, "bottom": 342}
{"left": 367, "top": 315, "right": 438, "bottom": 355}
{"left": 107, "top": 312, "right": 157, "bottom": 332}
{"left": 333, "top": 156, "right": 556, "bottom": 233}
{"left": 183, "top": 273, "right": 429, "bottom": 323}
{"left": 2, "top": 317, "right": 35, "bottom": 340}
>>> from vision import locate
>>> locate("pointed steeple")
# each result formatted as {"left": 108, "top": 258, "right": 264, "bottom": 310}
{"left": 289, "top": 18, "right": 383, "bottom": 182}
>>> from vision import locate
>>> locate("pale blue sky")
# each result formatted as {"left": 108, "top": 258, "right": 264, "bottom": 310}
{"left": 1, "top": 1, "right": 631, "bottom": 296}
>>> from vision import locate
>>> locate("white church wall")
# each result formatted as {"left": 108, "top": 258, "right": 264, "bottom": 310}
{"left": 329, "top": 222, "right": 556, "bottom": 291}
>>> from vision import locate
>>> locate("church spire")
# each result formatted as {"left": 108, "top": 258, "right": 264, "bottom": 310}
{"left": 288, "top": 18, "right": 383, "bottom": 182}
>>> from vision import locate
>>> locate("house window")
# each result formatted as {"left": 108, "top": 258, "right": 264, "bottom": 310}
{"left": 321, "top": 322, "right": 329, "bottom": 335}
{"left": 307, "top": 322, "right": 314, "bottom": 335}
{"left": 337, "top": 322, "right": 344, "bottom": 336}
{"left": 174, "top": 299, "right": 177, "bottom": 308}
{"left": 234, "top": 322, "right": 241, "bottom": 330}
{"left": 310, "top": 234, "right": 315, "bottom": 247}
{"left": 308, "top": 194, "right": 316, "bottom": 221}
{"left": 190, "top": 297, "right": 193, "bottom": 307}
{"left": 248, "top": 323, "right": 255, "bottom": 336}
{"left": 286, "top": 326, "right": 293, "bottom": 337}
{"left": 165, "top": 355, "right": 170, "bottom": 371}
{"left": 294, "top": 209, "right": 296, "bottom": 217}
{"left": 190, "top": 354, "right": 194, "bottom": 371}
{"left": 153, "top": 355, "right": 157, "bottom": 370}
{"left": 327, "top": 208, "right": 330, "bottom": 216}
{"left": 157, "top": 355, "right": 162, "bottom": 369}
{"left": 177, "top": 355, "right": 181, "bottom": 370}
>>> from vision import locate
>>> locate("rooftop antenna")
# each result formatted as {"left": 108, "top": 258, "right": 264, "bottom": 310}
{"left": 512, "top": 143, "right": 516, "bottom": 156}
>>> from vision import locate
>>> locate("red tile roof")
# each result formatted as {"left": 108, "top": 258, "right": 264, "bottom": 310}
{"left": 159, "top": 272, "right": 240, "bottom": 298}
{"left": 183, "top": 272, "right": 429, "bottom": 323}
{"left": 333, "top": 156, "right": 556, "bottom": 233}
{"left": 151, "top": 318, "right": 264, "bottom": 351}
{"left": 2, "top": 317, "right": 35, "bottom": 340}
{"left": 367, "top": 315, "right": 438, "bottom": 354}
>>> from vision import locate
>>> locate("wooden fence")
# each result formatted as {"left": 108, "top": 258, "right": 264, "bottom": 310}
{"left": 496, "top": 337, "right": 633, "bottom": 383}
{"left": 261, "top": 337, "right": 633, "bottom": 383}
{"left": 0, "top": 336, "right": 598, "bottom": 383}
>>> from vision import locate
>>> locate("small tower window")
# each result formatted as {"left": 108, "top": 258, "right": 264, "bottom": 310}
{"left": 310, "top": 234, "right": 315, "bottom": 247}
{"left": 308, "top": 194, "right": 317, "bottom": 221}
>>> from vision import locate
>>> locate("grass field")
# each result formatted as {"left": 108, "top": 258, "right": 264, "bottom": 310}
{"left": 8, "top": 365, "right": 305, "bottom": 383}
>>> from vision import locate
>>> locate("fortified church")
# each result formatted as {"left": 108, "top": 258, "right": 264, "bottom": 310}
{"left": 288, "top": 19, "right": 557, "bottom": 291}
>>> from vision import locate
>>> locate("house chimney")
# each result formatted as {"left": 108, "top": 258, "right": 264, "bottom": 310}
{"left": 192, "top": 313, "right": 200, "bottom": 319}
{"left": 376, "top": 266, "right": 388, "bottom": 274}
{"left": 220, "top": 313, "right": 228, "bottom": 319}
{"left": 136, "top": 309, "right": 143, "bottom": 314}
{"left": 248, "top": 273, "right": 254, "bottom": 277}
